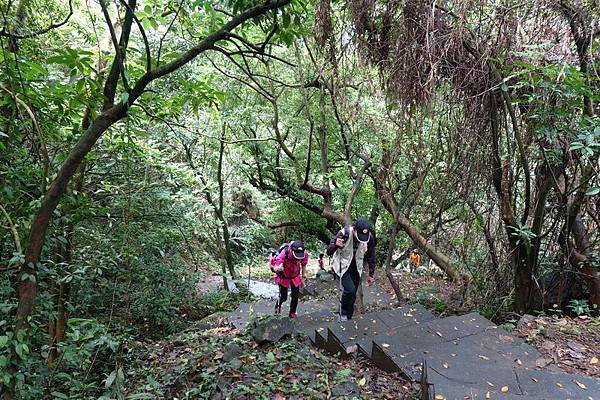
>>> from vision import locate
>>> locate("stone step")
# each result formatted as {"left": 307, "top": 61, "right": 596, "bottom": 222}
{"left": 398, "top": 330, "right": 547, "bottom": 381}
{"left": 366, "top": 312, "right": 600, "bottom": 400}
{"left": 370, "top": 312, "right": 497, "bottom": 373}
{"left": 425, "top": 368, "right": 543, "bottom": 400}
{"left": 515, "top": 368, "right": 600, "bottom": 399}
{"left": 302, "top": 280, "right": 396, "bottom": 309}
{"left": 362, "top": 284, "right": 397, "bottom": 310}
{"left": 228, "top": 298, "right": 338, "bottom": 332}
{"left": 357, "top": 306, "right": 436, "bottom": 357}
{"left": 313, "top": 304, "right": 435, "bottom": 358}
{"left": 427, "top": 366, "right": 600, "bottom": 400}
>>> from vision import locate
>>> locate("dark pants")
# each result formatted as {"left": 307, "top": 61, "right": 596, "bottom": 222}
{"left": 338, "top": 264, "right": 361, "bottom": 319}
{"left": 277, "top": 283, "right": 299, "bottom": 314}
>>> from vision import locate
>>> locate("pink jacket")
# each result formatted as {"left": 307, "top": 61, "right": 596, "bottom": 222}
{"left": 270, "top": 248, "right": 309, "bottom": 288}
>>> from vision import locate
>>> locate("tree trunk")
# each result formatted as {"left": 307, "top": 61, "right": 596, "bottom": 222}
{"left": 571, "top": 214, "right": 600, "bottom": 310}
{"left": 395, "top": 213, "right": 462, "bottom": 282}
{"left": 385, "top": 223, "right": 404, "bottom": 302}
{"left": 15, "top": 104, "right": 126, "bottom": 332}
{"left": 12, "top": 0, "right": 295, "bottom": 333}
{"left": 373, "top": 161, "right": 462, "bottom": 283}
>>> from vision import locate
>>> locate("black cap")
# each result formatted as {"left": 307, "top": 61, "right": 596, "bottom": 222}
{"left": 354, "top": 218, "right": 372, "bottom": 243}
{"left": 290, "top": 240, "right": 306, "bottom": 259}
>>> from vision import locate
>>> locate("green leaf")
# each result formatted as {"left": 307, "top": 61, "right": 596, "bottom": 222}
{"left": 0, "top": 336, "right": 8, "bottom": 348}
{"left": 105, "top": 370, "right": 117, "bottom": 388}
{"left": 50, "top": 392, "right": 69, "bottom": 399}
{"left": 120, "top": 92, "right": 130, "bottom": 104}
{"left": 265, "top": 352, "right": 275, "bottom": 362}
{"left": 585, "top": 187, "right": 599, "bottom": 196}
{"left": 337, "top": 368, "right": 352, "bottom": 378}
{"left": 126, "top": 394, "right": 155, "bottom": 399}
{"left": 15, "top": 344, "right": 25, "bottom": 360}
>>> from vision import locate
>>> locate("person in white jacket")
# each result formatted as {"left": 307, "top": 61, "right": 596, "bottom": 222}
{"left": 326, "top": 218, "right": 376, "bottom": 320}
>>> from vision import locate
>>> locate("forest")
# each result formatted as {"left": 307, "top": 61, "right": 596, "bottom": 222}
{"left": 0, "top": 0, "right": 598, "bottom": 398}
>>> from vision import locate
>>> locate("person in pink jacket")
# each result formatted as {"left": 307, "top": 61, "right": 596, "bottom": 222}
{"left": 268, "top": 241, "right": 309, "bottom": 318}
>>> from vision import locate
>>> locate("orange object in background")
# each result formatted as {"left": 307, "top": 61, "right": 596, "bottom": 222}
{"left": 409, "top": 251, "right": 420, "bottom": 272}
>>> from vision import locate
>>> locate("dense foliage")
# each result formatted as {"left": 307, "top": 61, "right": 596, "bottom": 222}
{"left": 0, "top": 0, "right": 597, "bottom": 398}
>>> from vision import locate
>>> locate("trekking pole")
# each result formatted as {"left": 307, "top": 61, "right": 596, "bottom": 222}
{"left": 339, "top": 270, "right": 343, "bottom": 321}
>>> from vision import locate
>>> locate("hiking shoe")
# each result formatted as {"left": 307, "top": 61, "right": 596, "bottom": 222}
{"left": 289, "top": 313, "right": 297, "bottom": 319}
{"left": 339, "top": 315, "right": 348, "bottom": 321}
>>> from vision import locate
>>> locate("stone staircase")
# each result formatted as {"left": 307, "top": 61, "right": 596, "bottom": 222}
{"left": 228, "top": 282, "right": 600, "bottom": 399}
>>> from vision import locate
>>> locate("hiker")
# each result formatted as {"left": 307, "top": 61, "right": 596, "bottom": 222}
{"left": 318, "top": 253, "right": 325, "bottom": 270}
{"left": 326, "top": 217, "right": 376, "bottom": 321}
{"left": 268, "top": 240, "right": 309, "bottom": 319}
{"left": 409, "top": 249, "right": 421, "bottom": 273}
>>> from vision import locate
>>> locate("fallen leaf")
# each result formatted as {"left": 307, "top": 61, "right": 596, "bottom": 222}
{"left": 535, "top": 358, "right": 551, "bottom": 368}
{"left": 501, "top": 386, "right": 509, "bottom": 393}
{"left": 590, "top": 357, "right": 598, "bottom": 365}
{"left": 479, "top": 355, "right": 490, "bottom": 360}
{"left": 575, "top": 381, "right": 587, "bottom": 390}
{"left": 541, "top": 341, "right": 555, "bottom": 351}
{"left": 213, "top": 351, "right": 224, "bottom": 360}
{"left": 434, "top": 395, "right": 445, "bottom": 400}
{"left": 556, "top": 383, "right": 563, "bottom": 388}
{"left": 516, "top": 359, "right": 523, "bottom": 365}
{"left": 435, "top": 331, "right": 443, "bottom": 337}
{"left": 443, "top": 362, "right": 449, "bottom": 369}
{"left": 486, "top": 381, "right": 494, "bottom": 387}
{"left": 382, "top": 343, "right": 390, "bottom": 348}
{"left": 358, "top": 377, "right": 366, "bottom": 386}
{"left": 486, "top": 391, "right": 491, "bottom": 399}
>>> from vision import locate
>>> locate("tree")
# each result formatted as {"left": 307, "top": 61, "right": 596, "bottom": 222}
{"left": 10, "top": 0, "right": 292, "bottom": 338}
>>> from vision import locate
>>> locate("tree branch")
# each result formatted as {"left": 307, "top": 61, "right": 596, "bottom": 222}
{"left": 0, "top": 0, "right": 73, "bottom": 39}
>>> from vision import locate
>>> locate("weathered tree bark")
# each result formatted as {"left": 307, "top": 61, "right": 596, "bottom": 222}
{"left": 384, "top": 223, "right": 404, "bottom": 302}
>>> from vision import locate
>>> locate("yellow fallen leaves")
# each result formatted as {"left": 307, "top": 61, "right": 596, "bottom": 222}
{"left": 434, "top": 395, "right": 445, "bottom": 400}
{"left": 591, "top": 356, "right": 598, "bottom": 365}
{"left": 358, "top": 377, "right": 366, "bottom": 386}
{"left": 575, "top": 380, "right": 587, "bottom": 390}
{"left": 442, "top": 362, "right": 449, "bottom": 369}
{"left": 479, "top": 355, "right": 490, "bottom": 360}
{"left": 501, "top": 386, "right": 509, "bottom": 393}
